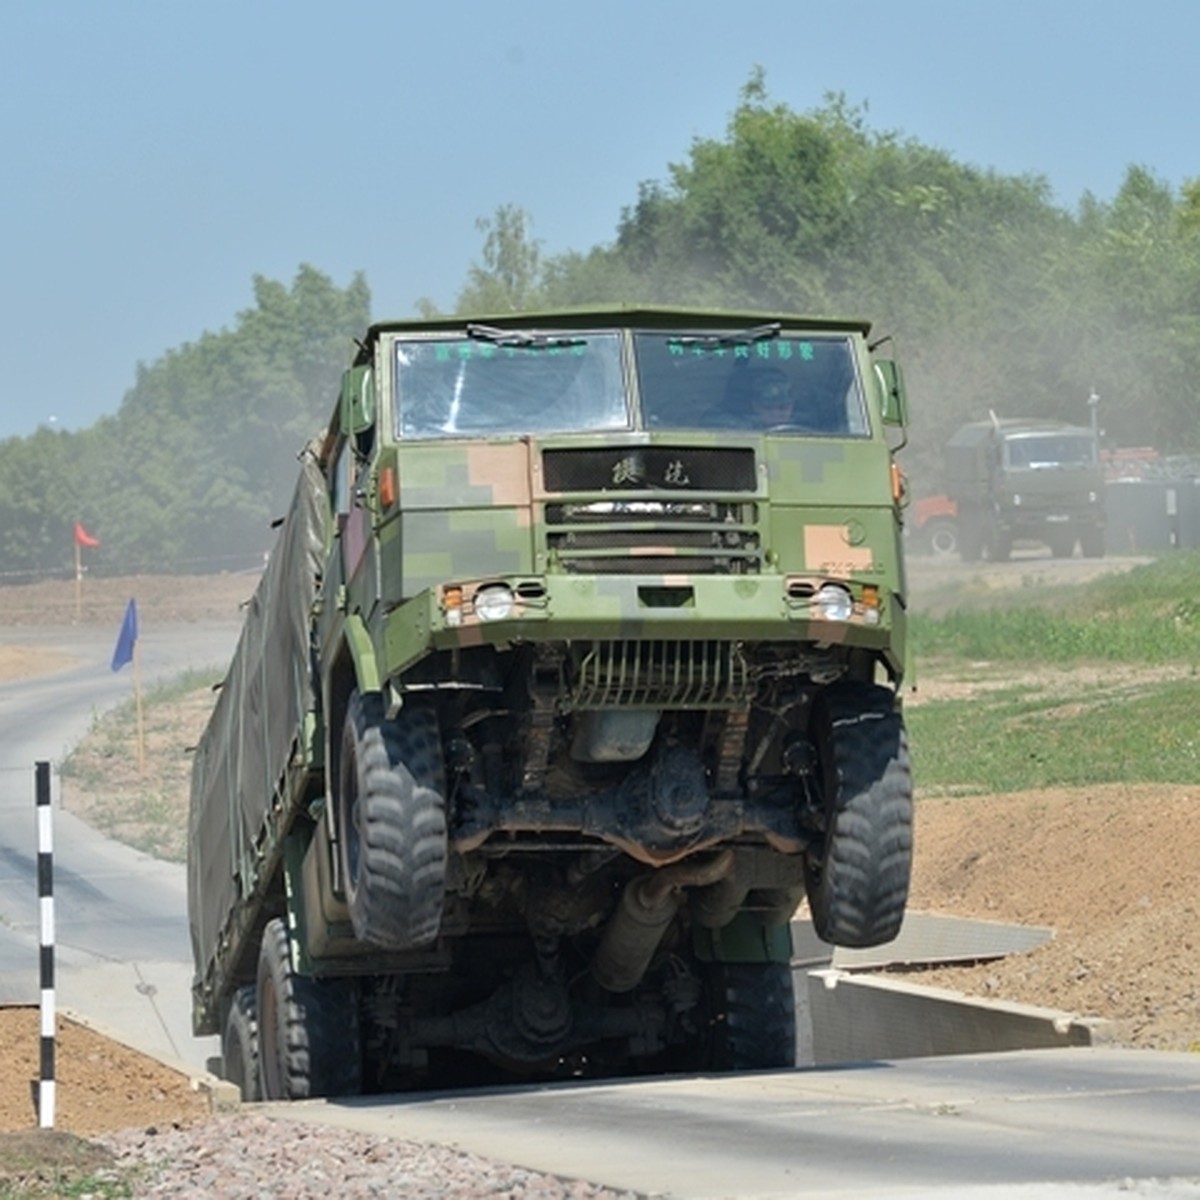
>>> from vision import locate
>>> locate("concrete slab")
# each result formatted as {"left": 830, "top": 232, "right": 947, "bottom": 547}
{"left": 0, "top": 954, "right": 220, "bottom": 1077}
{"left": 807, "top": 967, "right": 1110, "bottom": 1064}
{"left": 56, "top": 958, "right": 218, "bottom": 1073}
{"left": 792, "top": 910, "right": 1054, "bottom": 969}
{"left": 260, "top": 1048, "right": 1200, "bottom": 1199}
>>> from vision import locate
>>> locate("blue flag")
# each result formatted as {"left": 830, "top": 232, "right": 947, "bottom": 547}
{"left": 111, "top": 598, "right": 138, "bottom": 672}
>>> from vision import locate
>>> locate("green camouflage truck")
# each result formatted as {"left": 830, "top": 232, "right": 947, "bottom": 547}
{"left": 945, "top": 416, "right": 1106, "bottom": 560}
{"left": 188, "top": 305, "right": 914, "bottom": 1100}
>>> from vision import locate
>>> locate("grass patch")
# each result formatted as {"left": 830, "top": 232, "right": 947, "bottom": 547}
{"left": 908, "top": 553, "right": 1200, "bottom": 793}
{"left": 910, "top": 551, "right": 1200, "bottom": 664}
{"left": 909, "top": 676, "right": 1200, "bottom": 794}
{"left": 59, "top": 667, "right": 223, "bottom": 863}
{"left": 0, "top": 1131, "right": 133, "bottom": 1198}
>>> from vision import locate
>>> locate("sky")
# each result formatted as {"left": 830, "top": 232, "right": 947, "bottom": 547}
{"left": 2, "top": 0, "right": 1198, "bottom": 441}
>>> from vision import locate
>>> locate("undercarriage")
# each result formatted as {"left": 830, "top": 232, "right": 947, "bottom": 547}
{"left": 234, "top": 639, "right": 913, "bottom": 1100}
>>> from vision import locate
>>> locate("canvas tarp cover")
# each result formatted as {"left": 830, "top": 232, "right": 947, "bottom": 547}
{"left": 188, "top": 442, "right": 328, "bottom": 989}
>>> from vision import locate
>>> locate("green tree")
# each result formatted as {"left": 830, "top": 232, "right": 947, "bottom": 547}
{"left": 0, "top": 265, "right": 370, "bottom": 578}
{"left": 455, "top": 204, "right": 545, "bottom": 313}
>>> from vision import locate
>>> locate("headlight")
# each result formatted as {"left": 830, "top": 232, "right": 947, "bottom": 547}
{"left": 474, "top": 584, "right": 516, "bottom": 622}
{"left": 815, "top": 583, "right": 854, "bottom": 622}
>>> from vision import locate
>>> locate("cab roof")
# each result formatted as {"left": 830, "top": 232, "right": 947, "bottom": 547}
{"left": 358, "top": 304, "right": 873, "bottom": 361}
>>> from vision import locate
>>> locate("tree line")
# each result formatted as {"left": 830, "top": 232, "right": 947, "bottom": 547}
{"left": 4, "top": 74, "right": 1199, "bottom": 580}
{"left": 0, "top": 267, "right": 370, "bottom": 581}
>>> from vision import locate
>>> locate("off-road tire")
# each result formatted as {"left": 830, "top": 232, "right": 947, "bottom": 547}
{"left": 805, "top": 682, "right": 913, "bottom": 948}
{"left": 989, "top": 530, "right": 1013, "bottom": 562}
{"left": 1049, "top": 530, "right": 1077, "bottom": 559}
{"left": 256, "top": 917, "right": 362, "bottom": 1100}
{"left": 704, "top": 960, "right": 796, "bottom": 1071}
{"left": 958, "top": 512, "right": 985, "bottom": 562}
{"left": 923, "top": 517, "right": 958, "bottom": 559}
{"left": 1080, "top": 526, "right": 1106, "bottom": 558}
{"left": 221, "top": 985, "right": 260, "bottom": 1102}
{"left": 339, "top": 690, "right": 447, "bottom": 951}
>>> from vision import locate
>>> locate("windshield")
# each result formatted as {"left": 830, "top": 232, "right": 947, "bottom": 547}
{"left": 633, "top": 332, "right": 869, "bottom": 436}
{"left": 394, "top": 333, "right": 628, "bottom": 439}
{"left": 1004, "top": 434, "right": 1097, "bottom": 468}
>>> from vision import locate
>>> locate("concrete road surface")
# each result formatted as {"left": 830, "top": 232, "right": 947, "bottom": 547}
{"left": 263, "top": 1047, "right": 1200, "bottom": 1198}
{"left": 0, "top": 620, "right": 239, "bottom": 1069}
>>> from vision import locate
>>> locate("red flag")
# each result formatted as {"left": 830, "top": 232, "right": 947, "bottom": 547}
{"left": 74, "top": 522, "right": 100, "bottom": 548}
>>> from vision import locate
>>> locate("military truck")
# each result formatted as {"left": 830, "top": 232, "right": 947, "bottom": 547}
{"left": 188, "top": 305, "right": 914, "bottom": 1101}
{"left": 945, "top": 416, "right": 1105, "bottom": 561}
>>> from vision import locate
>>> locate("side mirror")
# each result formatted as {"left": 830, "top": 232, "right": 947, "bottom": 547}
{"left": 874, "top": 360, "right": 908, "bottom": 428}
{"left": 339, "top": 366, "right": 375, "bottom": 435}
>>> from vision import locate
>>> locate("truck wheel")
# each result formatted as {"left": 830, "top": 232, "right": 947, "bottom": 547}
{"left": 958, "top": 517, "right": 984, "bottom": 562}
{"left": 221, "top": 985, "right": 260, "bottom": 1102}
{"left": 923, "top": 517, "right": 958, "bottom": 559}
{"left": 704, "top": 961, "right": 796, "bottom": 1071}
{"left": 256, "top": 917, "right": 362, "bottom": 1099}
{"left": 988, "top": 531, "right": 1013, "bottom": 562}
{"left": 339, "top": 690, "right": 447, "bottom": 951}
{"left": 1048, "top": 531, "right": 1076, "bottom": 559}
{"left": 804, "top": 682, "right": 912, "bottom": 948}
{"left": 1080, "top": 527, "right": 1105, "bottom": 558}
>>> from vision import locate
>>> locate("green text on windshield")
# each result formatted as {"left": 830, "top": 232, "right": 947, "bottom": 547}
{"left": 635, "top": 333, "right": 869, "bottom": 435}
{"left": 395, "top": 333, "right": 628, "bottom": 438}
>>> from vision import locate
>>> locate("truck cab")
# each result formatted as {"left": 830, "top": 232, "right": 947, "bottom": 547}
{"left": 946, "top": 417, "right": 1105, "bottom": 560}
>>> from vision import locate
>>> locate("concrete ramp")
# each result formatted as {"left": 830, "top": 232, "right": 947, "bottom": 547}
{"left": 791, "top": 911, "right": 1107, "bottom": 1066}
{"left": 791, "top": 911, "right": 1054, "bottom": 969}
{"left": 806, "top": 969, "right": 1109, "bottom": 1064}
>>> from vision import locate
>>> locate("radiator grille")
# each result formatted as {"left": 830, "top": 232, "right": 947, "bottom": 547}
{"left": 545, "top": 499, "right": 762, "bottom": 575}
{"left": 569, "top": 640, "right": 754, "bottom": 709}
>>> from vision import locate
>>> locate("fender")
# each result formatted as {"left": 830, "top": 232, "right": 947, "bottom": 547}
{"left": 341, "top": 611, "right": 381, "bottom": 696}
{"left": 321, "top": 607, "right": 384, "bottom": 753}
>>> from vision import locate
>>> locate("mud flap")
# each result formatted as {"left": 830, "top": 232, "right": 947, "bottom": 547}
{"left": 692, "top": 911, "right": 792, "bottom": 964}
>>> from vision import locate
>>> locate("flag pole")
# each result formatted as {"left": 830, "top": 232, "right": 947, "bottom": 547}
{"left": 74, "top": 541, "right": 81, "bottom": 624}
{"left": 133, "top": 636, "right": 146, "bottom": 773}
{"left": 111, "top": 597, "right": 142, "bottom": 769}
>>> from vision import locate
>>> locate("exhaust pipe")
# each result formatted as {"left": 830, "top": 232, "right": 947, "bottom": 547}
{"left": 590, "top": 850, "right": 734, "bottom": 993}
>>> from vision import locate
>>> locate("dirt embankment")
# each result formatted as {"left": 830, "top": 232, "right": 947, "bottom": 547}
{"left": 909, "top": 784, "right": 1200, "bottom": 1052}
{"left": 1, "top": 571, "right": 256, "bottom": 630}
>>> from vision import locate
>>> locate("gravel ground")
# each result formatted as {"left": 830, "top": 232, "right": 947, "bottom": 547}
{"left": 95, "top": 1115, "right": 644, "bottom": 1199}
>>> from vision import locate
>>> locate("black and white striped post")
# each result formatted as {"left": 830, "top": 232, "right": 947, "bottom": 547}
{"left": 35, "top": 760, "right": 56, "bottom": 1129}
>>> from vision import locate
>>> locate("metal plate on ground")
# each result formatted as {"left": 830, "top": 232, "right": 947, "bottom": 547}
{"left": 792, "top": 910, "right": 1053, "bottom": 969}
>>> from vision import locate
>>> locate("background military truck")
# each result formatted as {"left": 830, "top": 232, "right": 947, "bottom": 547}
{"left": 944, "top": 416, "right": 1106, "bottom": 561}
{"left": 188, "top": 305, "right": 914, "bottom": 1101}
{"left": 906, "top": 493, "right": 961, "bottom": 558}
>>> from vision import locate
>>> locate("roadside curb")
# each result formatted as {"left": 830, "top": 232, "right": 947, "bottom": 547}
{"left": 790, "top": 911, "right": 1113, "bottom": 1066}
{"left": 804, "top": 969, "right": 1112, "bottom": 1065}
{"left": 56, "top": 1004, "right": 241, "bottom": 1113}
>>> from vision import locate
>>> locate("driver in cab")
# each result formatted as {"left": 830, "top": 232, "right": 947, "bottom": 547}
{"left": 745, "top": 368, "right": 796, "bottom": 428}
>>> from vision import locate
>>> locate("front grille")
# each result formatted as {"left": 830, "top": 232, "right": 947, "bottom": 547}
{"left": 544, "top": 500, "right": 756, "bottom": 524}
{"left": 550, "top": 530, "right": 742, "bottom": 550}
{"left": 569, "top": 640, "right": 754, "bottom": 709}
{"left": 544, "top": 500, "right": 762, "bottom": 575}
{"left": 542, "top": 446, "right": 757, "bottom": 493}
{"left": 562, "top": 555, "right": 755, "bottom": 574}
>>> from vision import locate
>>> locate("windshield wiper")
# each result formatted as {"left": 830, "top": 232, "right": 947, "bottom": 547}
{"left": 466, "top": 323, "right": 587, "bottom": 349}
{"left": 667, "top": 322, "right": 781, "bottom": 349}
